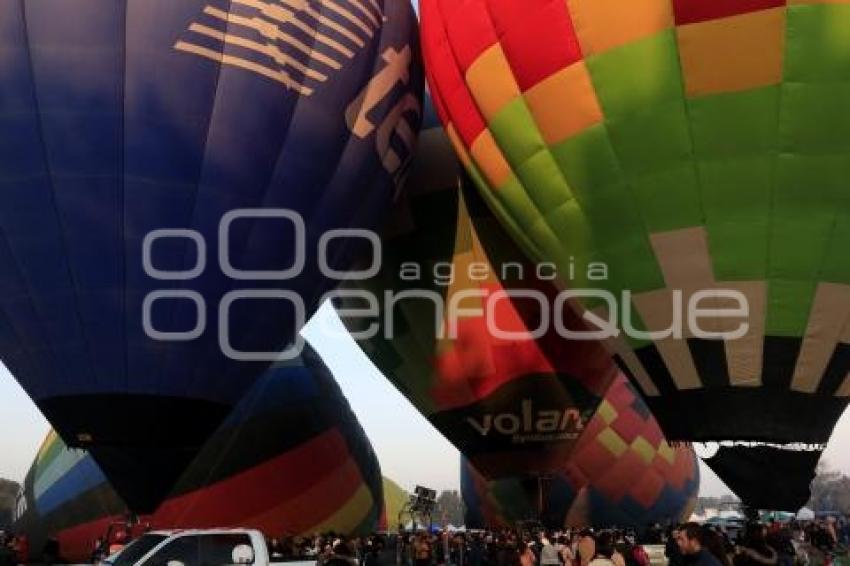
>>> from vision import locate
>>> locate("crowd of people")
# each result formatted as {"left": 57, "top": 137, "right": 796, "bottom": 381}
{"left": 275, "top": 528, "right": 651, "bottom": 566}
{"left": 277, "top": 520, "right": 850, "bottom": 566}
{"left": 0, "top": 518, "right": 846, "bottom": 564}
{"left": 666, "top": 520, "right": 848, "bottom": 566}
{"left": 0, "top": 531, "right": 30, "bottom": 565}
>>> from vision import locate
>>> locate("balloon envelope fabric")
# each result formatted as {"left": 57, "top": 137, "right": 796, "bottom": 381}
{"left": 421, "top": 0, "right": 850, "bottom": 446}
{"left": 462, "top": 375, "right": 700, "bottom": 530}
{"left": 13, "top": 345, "right": 383, "bottom": 563}
{"left": 0, "top": 0, "right": 422, "bottom": 512}
{"left": 703, "top": 445, "right": 821, "bottom": 512}
{"left": 338, "top": 97, "right": 618, "bottom": 480}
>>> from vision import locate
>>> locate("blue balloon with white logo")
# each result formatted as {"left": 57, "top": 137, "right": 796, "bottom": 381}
{"left": 0, "top": 0, "right": 422, "bottom": 512}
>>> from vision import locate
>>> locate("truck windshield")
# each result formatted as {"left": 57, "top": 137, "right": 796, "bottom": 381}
{"left": 108, "top": 534, "right": 168, "bottom": 566}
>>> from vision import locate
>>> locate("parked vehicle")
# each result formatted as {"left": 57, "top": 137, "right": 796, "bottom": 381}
{"left": 102, "top": 528, "right": 316, "bottom": 566}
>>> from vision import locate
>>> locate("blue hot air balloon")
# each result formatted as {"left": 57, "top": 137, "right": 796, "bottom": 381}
{"left": 0, "top": 0, "right": 422, "bottom": 512}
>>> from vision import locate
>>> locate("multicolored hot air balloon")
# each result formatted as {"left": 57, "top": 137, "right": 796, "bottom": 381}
{"left": 379, "top": 477, "right": 410, "bottom": 531}
{"left": 0, "top": 0, "right": 422, "bottom": 511}
{"left": 462, "top": 376, "right": 699, "bottom": 530}
{"left": 13, "top": 345, "right": 383, "bottom": 563}
{"left": 421, "top": 0, "right": 850, "bottom": 448}
{"left": 338, "top": 99, "right": 617, "bottom": 480}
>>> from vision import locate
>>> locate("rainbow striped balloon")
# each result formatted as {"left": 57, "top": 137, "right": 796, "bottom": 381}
{"left": 14, "top": 346, "right": 382, "bottom": 563}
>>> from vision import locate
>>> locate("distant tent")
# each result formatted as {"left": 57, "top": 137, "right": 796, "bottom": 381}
{"left": 797, "top": 508, "right": 816, "bottom": 521}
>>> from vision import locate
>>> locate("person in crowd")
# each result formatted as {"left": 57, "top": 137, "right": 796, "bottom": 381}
{"left": 766, "top": 525, "right": 796, "bottom": 566}
{"left": 433, "top": 533, "right": 446, "bottom": 566}
{"left": 498, "top": 535, "right": 515, "bottom": 566}
{"left": 700, "top": 526, "right": 733, "bottom": 566}
{"left": 15, "top": 533, "right": 30, "bottom": 564}
{"left": 578, "top": 530, "right": 597, "bottom": 566}
{"left": 314, "top": 537, "right": 352, "bottom": 566}
{"left": 610, "top": 534, "right": 626, "bottom": 566}
{"left": 517, "top": 540, "right": 536, "bottom": 566}
{"left": 540, "top": 534, "right": 562, "bottom": 566}
{"left": 467, "top": 533, "right": 485, "bottom": 566}
{"left": 623, "top": 535, "right": 650, "bottom": 566}
{"left": 0, "top": 534, "right": 15, "bottom": 566}
{"left": 588, "top": 532, "right": 618, "bottom": 566}
{"left": 734, "top": 524, "right": 778, "bottom": 566}
{"left": 676, "top": 522, "right": 723, "bottom": 566}
{"left": 840, "top": 516, "right": 850, "bottom": 547}
{"left": 646, "top": 525, "right": 664, "bottom": 546}
{"left": 558, "top": 534, "right": 576, "bottom": 566}
{"left": 363, "top": 535, "right": 385, "bottom": 566}
{"left": 413, "top": 533, "right": 433, "bottom": 566}
{"left": 482, "top": 534, "right": 495, "bottom": 566}
{"left": 825, "top": 519, "right": 838, "bottom": 548}
{"left": 808, "top": 522, "right": 831, "bottom": 553}
{"left": 667, "top": 526, "right": 686, "bottom": 566}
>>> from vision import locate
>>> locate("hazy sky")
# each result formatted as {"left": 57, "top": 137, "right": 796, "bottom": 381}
{"left": 4, "top": 301, "right": 850, "bottom": 499}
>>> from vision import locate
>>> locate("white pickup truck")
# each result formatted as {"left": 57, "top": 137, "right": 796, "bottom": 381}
{"left": 101, "top": 528, "right": 317, "bottom": 566}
